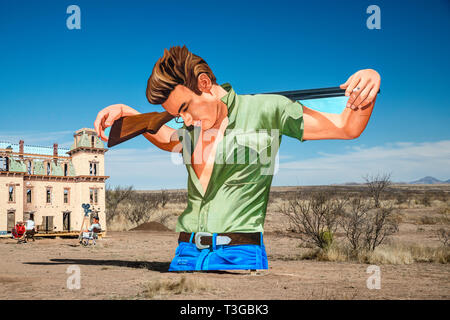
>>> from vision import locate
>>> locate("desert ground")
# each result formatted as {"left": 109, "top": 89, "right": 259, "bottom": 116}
{"left": 1, "top": 185, "right": 449, "bottom": 300}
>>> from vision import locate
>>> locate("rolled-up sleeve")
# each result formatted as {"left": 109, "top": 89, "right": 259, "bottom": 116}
{"left": 280, "top": 98, "right": 305, "bottom": 142}
{"left": 262, "top": 95, "right": 305, "bottom": 142}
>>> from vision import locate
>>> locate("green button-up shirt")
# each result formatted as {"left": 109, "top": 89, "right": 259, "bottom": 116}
{"left": 176, "top": 83, "right": 304, "bottom": 233}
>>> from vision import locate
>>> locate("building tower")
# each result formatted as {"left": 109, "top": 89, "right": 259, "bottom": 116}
{"left": 67, "top": 128, "right": 108, "bottom": 227}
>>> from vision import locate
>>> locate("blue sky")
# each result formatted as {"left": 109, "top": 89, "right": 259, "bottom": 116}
{"left": 0, "top": 0, "right": 449, "bottom": 189}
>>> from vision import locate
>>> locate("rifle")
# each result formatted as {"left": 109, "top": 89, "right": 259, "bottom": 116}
{"left": 107, "top": 86, "right": 370, "bottom": 148}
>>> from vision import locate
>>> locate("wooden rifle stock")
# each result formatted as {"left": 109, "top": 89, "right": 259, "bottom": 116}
{"left": 108, "top": 111, "right": 174, "bottom": 147}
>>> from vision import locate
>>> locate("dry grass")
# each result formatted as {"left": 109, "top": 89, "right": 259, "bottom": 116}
{"left": 413, "top": 214, "right": 450, "bottom": 225}
{"left": 300, "top": 242, "right": 450, "bottom": 265}
{"left": 305, "top": 287, "right": 359, "bottom": 300}
{"left": 437, "top": 205, "right": 450, "bottom": 215}
{"left": 141, "top": 276, "right": 211, "bottom": 299}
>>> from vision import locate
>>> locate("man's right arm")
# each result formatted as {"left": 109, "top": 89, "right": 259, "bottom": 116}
{"left": 94, "top": 104, "right": 182, "bottom": 153}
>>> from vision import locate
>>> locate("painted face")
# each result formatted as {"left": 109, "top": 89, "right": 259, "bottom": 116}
{"left": 162, "top": 85, "right": 219, "bottom": 131}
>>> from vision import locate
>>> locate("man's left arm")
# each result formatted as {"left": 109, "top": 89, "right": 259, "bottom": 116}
{"left": 302, "top": 69, "right": 381, "bottom": 140}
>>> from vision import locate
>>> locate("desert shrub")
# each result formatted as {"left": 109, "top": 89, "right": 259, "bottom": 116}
{"left": 420, "top": 194, "right": 432, "bottom": 207}
{"left": 363, "top": 173, "right": 392, "bottom": 208}
{"left": 126, "top": 192, "right": 160, "bottom": 224}
{"left": 418, "top": 216, "right": 439, "bottom": 225}
{"left": 319, "top": 230, "right": 334, "bottom": 250}
{"left": 151, "top": 189, "right": 170, "bottom": 208}
{"left": 105, "top": 185, "right": 134, "bottom": 222}
{"left": 437, "top": 206, "right": 450, "bottom": 215}
{"left": 437, "top": 228, "right": 449, "bottom": 247}
{"left": 106, "top": 186, "right": 187, "bottom": 228}
{"left": 280, "top": 192, "right": 345, "bottom": 250}
{"left": 153, "top": 211, "right": 172, "bottom": 226}
{"left": 340, "top": 197, "right": 399, "bottom": 252}
{"left": 394, "top": 192, "right": 409, "bottom": 206}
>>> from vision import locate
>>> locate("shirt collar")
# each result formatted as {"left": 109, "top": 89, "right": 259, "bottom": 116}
{"left": 219, "top": 83, "right": 238, "bottom": 127}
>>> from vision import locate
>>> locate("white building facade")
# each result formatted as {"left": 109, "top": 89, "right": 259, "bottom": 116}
{"left": 0, "top": 128, "right": 108, "bottom": 234}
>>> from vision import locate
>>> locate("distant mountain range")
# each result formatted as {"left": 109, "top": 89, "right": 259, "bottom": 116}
{"left": 334, "top": 176, "right": 450, "bottom": 186}
{"left": 408, "top": 176, "right": 450, "bottom": 185}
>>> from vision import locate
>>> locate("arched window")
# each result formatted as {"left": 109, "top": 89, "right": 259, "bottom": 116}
{"left": 46, "top": 162, "right": 51, "bottom": 175}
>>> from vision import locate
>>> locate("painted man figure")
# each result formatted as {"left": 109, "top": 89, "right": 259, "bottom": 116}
{"left": 94, "top": 46, "right": 380, "bottom": 271}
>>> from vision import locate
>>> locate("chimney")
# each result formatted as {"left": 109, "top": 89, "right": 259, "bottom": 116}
{"left": 19, "top": 140, "right": 24, "bottom": 158}
{"left": 53, "top": 143, "right": 58, "bottom": 159}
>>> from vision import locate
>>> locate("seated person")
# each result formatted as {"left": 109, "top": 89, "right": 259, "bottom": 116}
{"left": 12, "top": 222, "right": 26, "bottom": 240}
{"left": 24, "top": 219, "right": 36, "bottom": 241}
{"left": 88, "top": 216, "right": 101, "bottom": 235}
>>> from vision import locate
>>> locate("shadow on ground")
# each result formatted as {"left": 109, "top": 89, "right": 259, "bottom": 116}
{"left": 24, "top": 259, "right": 253, "bottom": 275}
{"left": 24, "top": 259, "right": 171, "bottom": 272}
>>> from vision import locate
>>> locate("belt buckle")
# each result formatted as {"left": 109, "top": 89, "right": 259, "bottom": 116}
{"left": 194, "top": 232, "right": 212, "bottom": 250}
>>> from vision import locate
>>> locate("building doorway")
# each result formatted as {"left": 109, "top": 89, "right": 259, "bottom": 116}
{"left": 40, "top": 216, "right": 54, "bottom": 232}
{"left": 7, "top": 210, "right": 15, "bottom": 233}
{"left": 63, "top": 211, "right": 71, "bottom": 231}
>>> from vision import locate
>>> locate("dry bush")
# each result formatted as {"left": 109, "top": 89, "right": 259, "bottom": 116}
{"left": 394, "top": 192, "right": 408, "bottom": 206}
{"left": 437, "top": 228, "right": 449, "bottom": 247}
{"left": 340, "top": 197, "right": 399, "bottom": 252}
{"left": 418, "top": 216, "right": 439, "bottom": 225}
{"left": 141, "top": 276, "right": 210, "bottom": 299}
{"left": 419, "top": 193, "right": 432, "bottom": 207}
{"left": 363, "top": 173, "right": 392, "bottom": 208}
{"left": 340, "top": 197, "right": 371, "bottom": 252}
{"left": 159, "top": 189, "right": 169, "bottom": 208}
{"left": 106, "top": 187, "right": 187, "bottom": 229}
{"left": 126, "top": 193, "right": 160, "bottom": 225}
{"left": 105, "top": 185, "right": 134, "bottom": 223}
{"left": 279, "top": 191, "right": 345, "bottom": 250}
{"left": 153, "top": 210, "right": 172, "bottom": 226}
{"left": 415, "top": 214, "right": 449, "bottom": 225}
{"left": 437, "top": 205, "right": 450, "bottom": 215}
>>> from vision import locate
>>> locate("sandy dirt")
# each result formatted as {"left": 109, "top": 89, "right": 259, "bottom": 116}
{"left": 0, "top": 230, "right": 448, "bottom": 300}
{"left": 1, "top": 185, "right": 449, "bottom": 300}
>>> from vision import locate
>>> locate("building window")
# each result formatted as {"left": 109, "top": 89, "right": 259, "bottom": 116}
{"left": 89, "top": 162, "right": 98, "bottom": 176}
{"left": 64, "top": 188, "right": 70, "bottom": 204}
{"left": 46, "top": 187, "right": 52, "bottom": 204}
{"left": 64, "top": 163, "right": 68, "bottom": 176}
{"left": 0, "top": 157, "right": 8, "bottom": 171}
{"left": 91, "top": 136, "right": 95, "bottom": 148}
{"left": 89, "top": 188, "right": 98, "bottom": 205}
{"left": 8, "top": 186, "right": 15, "bottom": 202}
{"left": 46, "top": 162, "right": 51, "bottom": 175}
{"left": 26, "top": 188, "right": 32, "bottom": 203}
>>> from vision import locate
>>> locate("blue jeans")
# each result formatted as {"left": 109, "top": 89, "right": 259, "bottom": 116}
{"left": 169, "top": 233, "right": 269, "bottom": 271}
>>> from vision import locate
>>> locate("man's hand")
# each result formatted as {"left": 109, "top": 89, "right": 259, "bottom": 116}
{"left": 94, "top": 104, "right": 140, "bottom": 142}
{"left": 340, "top": 69, "right": 381, "bottom": 110}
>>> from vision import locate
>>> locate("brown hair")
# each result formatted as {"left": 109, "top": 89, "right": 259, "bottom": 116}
{"left": 146, "top": 45, "right": 217, "bottom": 105}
